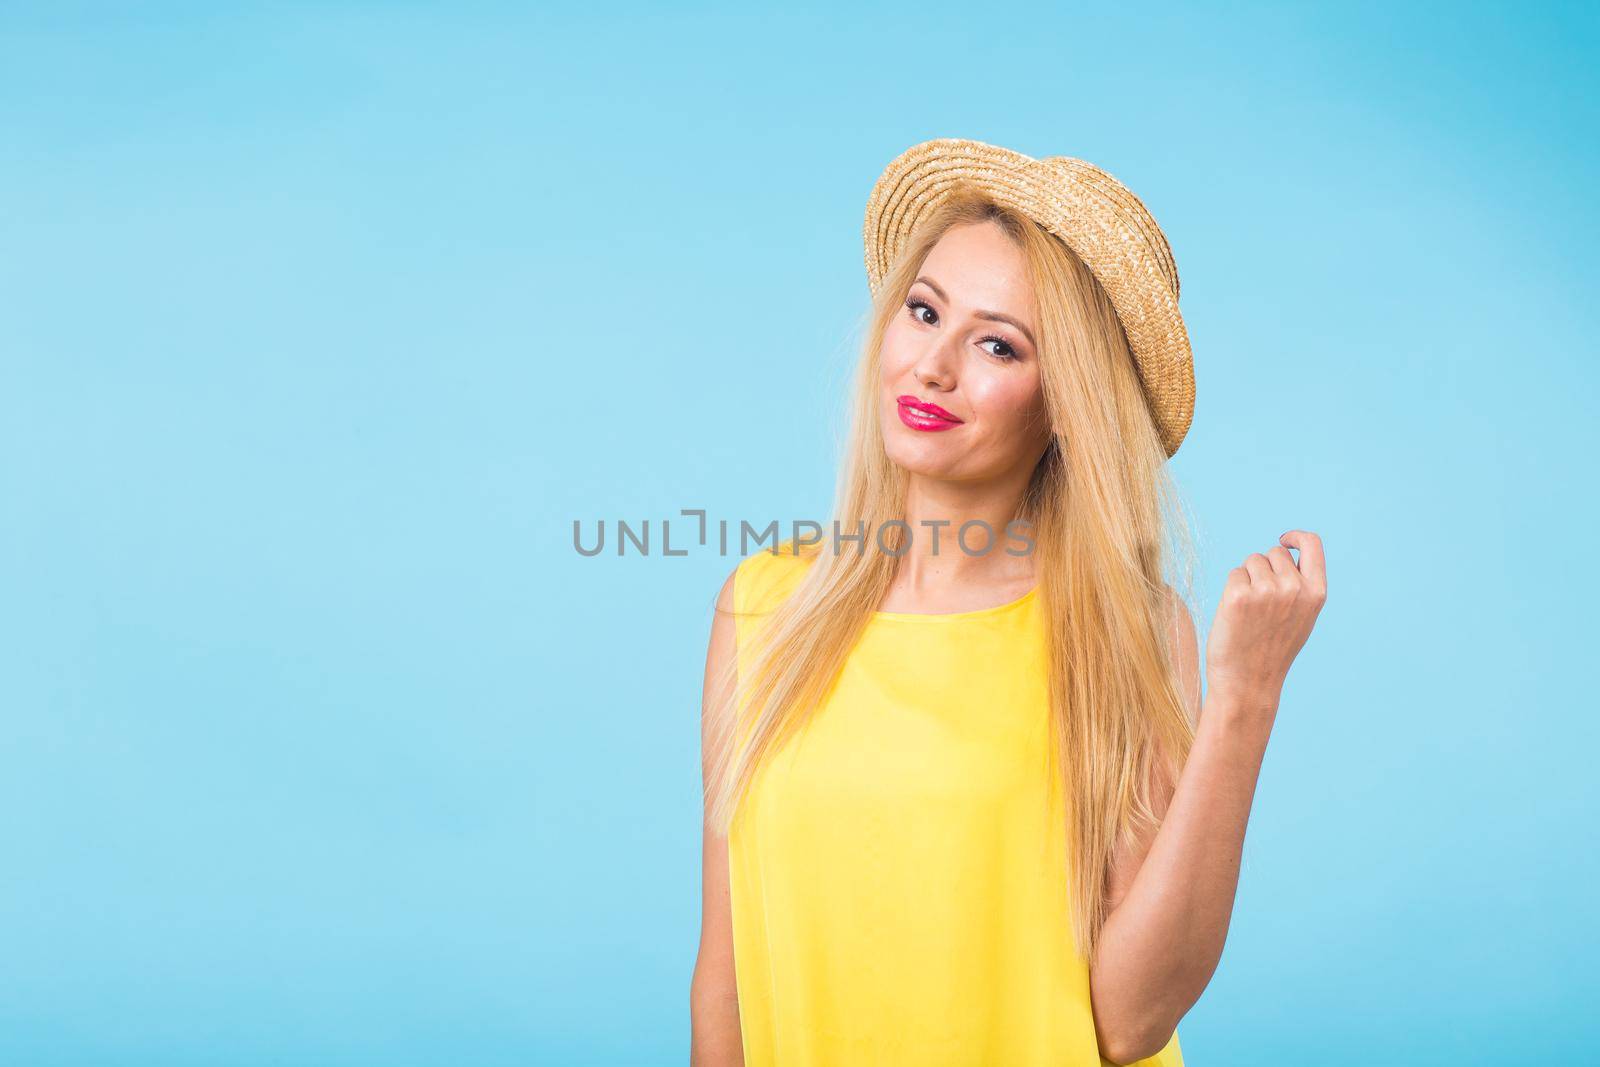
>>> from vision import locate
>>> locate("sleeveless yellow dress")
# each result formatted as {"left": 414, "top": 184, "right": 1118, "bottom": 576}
{"left": 727, "top": 546, "right": 1185, "bottom": 1067}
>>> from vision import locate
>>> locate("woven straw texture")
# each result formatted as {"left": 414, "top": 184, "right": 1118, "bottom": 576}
{"left": 863, "top": 137, "right": 1195, "bottom": 457}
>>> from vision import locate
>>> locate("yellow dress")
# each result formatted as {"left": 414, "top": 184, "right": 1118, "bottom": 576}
{"left": 727, "top": 546, "right": 1185, "bottom": 1067}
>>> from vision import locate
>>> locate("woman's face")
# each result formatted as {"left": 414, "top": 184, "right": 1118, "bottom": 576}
{"left": 879, "top": 221, "right": 1052, "bottom": 483}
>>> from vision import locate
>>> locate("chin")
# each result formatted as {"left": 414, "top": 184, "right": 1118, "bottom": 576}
{"left": 881, "top": 431, "right": 966, "bottom": 479}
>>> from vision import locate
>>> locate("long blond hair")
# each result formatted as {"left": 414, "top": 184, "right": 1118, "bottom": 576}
{"left": 703, "top": 185, "right": 1199, "bottom": 961}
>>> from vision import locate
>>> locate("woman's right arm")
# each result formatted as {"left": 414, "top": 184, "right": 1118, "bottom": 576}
{"left": 689, "top": 569, "right": 744, "bottom": 1065}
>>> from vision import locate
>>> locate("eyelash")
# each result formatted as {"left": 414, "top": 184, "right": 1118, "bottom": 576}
{"left": 903, "top": 297, "right": 1021, "bottom": 361}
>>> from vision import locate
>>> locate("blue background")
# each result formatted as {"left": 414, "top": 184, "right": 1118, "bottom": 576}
{"left": 3, "top": 2, "right": 1596, "bottom": 1064}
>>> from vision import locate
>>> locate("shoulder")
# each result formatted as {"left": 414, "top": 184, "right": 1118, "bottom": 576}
{"left": 731, "top": 539, "right": 818, "bottom": 616}
{"left": 1161, "top": 583, "right": 1196, "bottom": 636}
{"left": 1161, "top": 583, "right": 1201, "bottom": 727}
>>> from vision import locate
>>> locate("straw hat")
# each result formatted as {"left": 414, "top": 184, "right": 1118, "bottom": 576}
{"left": 863, "top": 137, "right": 1195, "bottom": 457}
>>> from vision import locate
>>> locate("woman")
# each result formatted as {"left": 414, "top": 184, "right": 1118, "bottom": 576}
{"left": 689, "top": 138, "right": 1327, "bottom": 1066}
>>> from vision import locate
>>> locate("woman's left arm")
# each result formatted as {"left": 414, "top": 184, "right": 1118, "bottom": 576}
{"left": 1090, "top": 530, "right": 1328, "bottom": 1065}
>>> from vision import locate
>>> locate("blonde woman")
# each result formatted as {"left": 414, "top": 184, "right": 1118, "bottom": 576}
{"left": 689, "top": 139, "right": 1327, "bottom": 1067}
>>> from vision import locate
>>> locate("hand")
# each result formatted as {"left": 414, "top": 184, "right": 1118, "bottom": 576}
{"left": 1205, "top": 530, "right": 1328, "bottom": 721}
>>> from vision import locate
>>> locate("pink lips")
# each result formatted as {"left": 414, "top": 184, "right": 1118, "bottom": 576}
{"left": 897, "top": 394, "right": 963, "bottom": 432}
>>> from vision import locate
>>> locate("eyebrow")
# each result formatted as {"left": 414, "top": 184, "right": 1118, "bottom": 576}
{"left": 913, "top": 275, "right": 1037, "bottom": 349}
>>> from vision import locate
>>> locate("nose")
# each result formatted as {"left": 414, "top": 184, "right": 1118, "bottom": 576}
{"left": 912, "top": 331, "right": 961, "bottom": 390}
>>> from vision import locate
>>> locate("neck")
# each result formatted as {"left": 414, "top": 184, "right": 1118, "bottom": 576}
{"left": 893, "top": 470, "right": 1036, "bottom": 592}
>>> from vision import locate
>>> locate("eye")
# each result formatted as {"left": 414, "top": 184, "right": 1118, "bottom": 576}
{"left": 904, "top": 296, "right": 938, "bottom": 326}
{"left": 904, "top": 295, "right": 1023, "bottom": 362}
{"left": 979, "top": 335, "right": 1019, "bottom": 361}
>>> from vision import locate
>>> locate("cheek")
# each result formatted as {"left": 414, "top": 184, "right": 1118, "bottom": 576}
{"left": 968, "top": 371, "right": 1044, "bottom": 430}
{"left": 878, "top": 321, "right": 919, "bottom": 379}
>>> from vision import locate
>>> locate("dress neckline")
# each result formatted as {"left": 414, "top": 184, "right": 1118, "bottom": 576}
{"left": 871, "top": 584, "right": 1039, "bottom": 622}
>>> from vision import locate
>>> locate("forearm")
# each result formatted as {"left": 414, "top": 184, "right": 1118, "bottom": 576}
{"left": 1090, "top": 692, "right": 1275, "bottom": 1057}
{"left": 689, "top": 982, "right": 745, "bottom": 1066}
